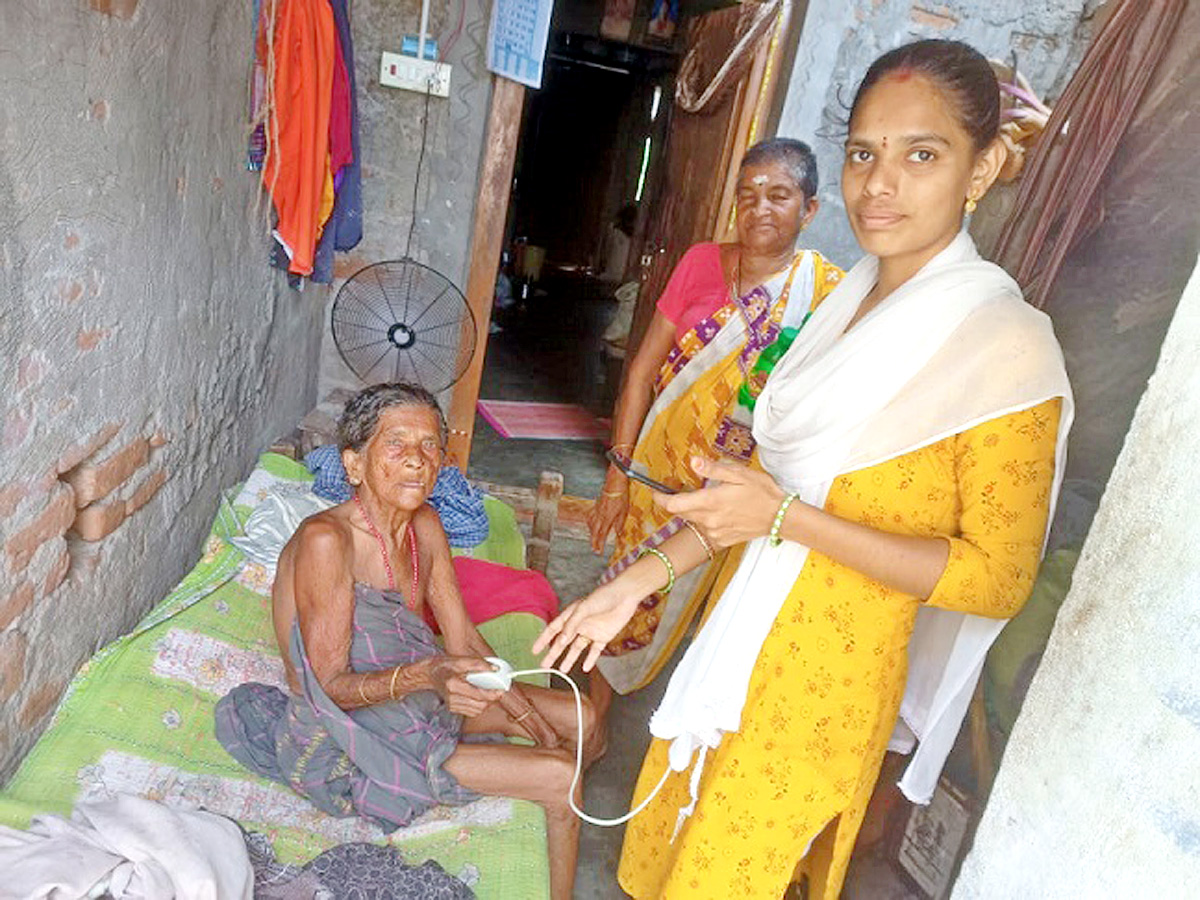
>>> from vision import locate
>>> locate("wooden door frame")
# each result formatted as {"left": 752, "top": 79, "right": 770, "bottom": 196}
{"left": 447, "top": 76, "right": 525, "bottom": 467}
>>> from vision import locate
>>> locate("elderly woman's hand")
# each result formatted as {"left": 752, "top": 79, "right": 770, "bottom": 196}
{"left": 424, "top": 656, "right": 504, "bottom": 717}
{"left": 587, "top": 470, "right": 629, "bottom": 553}
{"left": 653, "top": 456, "right": 785, "bottom": 549}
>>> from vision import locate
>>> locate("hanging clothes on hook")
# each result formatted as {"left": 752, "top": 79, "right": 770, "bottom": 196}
{"left": 254, "top": 0, "right": 347, "bottom": 278}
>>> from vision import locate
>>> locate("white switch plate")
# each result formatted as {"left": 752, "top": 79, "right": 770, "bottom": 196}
{"left": 380, "top": 51, "right": 451, "bottom": 97}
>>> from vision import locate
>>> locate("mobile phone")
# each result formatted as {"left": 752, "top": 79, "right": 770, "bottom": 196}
{"left": 605, "top": 449, "right": 679, "bottom": 494}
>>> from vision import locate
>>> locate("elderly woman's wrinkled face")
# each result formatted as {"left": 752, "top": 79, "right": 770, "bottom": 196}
{"left": 342, "top": 405, "right": 443, "bottom": 512}
{"left": 735, "top": 162, "right": 816, "bottom": 256}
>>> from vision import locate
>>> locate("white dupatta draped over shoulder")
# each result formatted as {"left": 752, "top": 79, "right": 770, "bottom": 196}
{"left": 648, "top": 230, "right": 1073, "bottom": 809}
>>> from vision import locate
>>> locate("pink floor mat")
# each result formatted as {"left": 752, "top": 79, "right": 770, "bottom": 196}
{"left": 476, "top": 399, "right": 610, "bottom": 441}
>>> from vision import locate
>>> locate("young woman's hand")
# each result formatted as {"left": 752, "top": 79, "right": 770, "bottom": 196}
{"left": 532, "top": 583, "right": 643, "bottom": 674}
{"left": 654, "top": 456, "right": 786, "bottom": 548}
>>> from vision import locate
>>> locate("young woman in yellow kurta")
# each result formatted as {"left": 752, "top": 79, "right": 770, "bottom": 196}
{"left": 535, "top": 39, "right": 1073, "bottom": 899}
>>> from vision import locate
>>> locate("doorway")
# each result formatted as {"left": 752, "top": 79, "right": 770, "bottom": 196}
{"left": 467, "top": 26, "right": 678, "bottom": 496}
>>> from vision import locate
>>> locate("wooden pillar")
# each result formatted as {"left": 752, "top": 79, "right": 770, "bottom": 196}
{"left": 448, "top": 76, "right": 526, "bottom": 466}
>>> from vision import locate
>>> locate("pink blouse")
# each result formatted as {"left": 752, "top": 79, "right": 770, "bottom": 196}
{"left": 655, "top": 243, "right": 729, "bottom": 342}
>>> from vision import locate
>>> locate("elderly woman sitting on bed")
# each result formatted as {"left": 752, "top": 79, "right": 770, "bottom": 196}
{"left": 216, "top": 382, "right": 597, "bottom": 900}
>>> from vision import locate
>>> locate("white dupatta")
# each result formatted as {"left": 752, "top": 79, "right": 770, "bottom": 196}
{"left": 648, "top": 230, "right": 1073, "bottom": 811}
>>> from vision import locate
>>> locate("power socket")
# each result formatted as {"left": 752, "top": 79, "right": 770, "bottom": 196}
{"left": 380, "top": 51, "right": 451, "bottom": 97}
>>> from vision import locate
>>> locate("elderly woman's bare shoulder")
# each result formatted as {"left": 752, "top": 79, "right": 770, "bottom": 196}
{"left": 289, "top": 505, "right": 355, "bottom": 558}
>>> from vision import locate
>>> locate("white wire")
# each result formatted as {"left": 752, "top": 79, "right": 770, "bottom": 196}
{"left": 509, "top": 668, "right": 673, "bottom": 827}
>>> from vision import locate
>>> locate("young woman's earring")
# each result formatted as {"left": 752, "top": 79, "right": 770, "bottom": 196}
{"left": 964, "top": 195, "right": 978, "bottom": 215}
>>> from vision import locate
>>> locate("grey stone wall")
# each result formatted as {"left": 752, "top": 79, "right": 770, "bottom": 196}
{"left": 951, "top": 255, "right": 1200, "bottom": 898}
{"left": 317, "top": 0, "right": 494, "bottom": 400}
{"left": 774, "top": 0, "right": 1091, "bottom": 269}
{"left": 0, "top": 0, "right": 323, "bottom": 779}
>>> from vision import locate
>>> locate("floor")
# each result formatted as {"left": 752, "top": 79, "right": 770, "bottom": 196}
{"left": 464, "top": 281, "right": 926, "bottom": 898}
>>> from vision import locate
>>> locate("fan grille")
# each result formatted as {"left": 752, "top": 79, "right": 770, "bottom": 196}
{"left": 332, "top": 259, "right": 476, "bottom": 393}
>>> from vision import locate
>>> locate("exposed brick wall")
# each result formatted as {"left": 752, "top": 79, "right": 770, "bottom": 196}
{"left": 0, "top": 0, "right": 325, "bottom": 780}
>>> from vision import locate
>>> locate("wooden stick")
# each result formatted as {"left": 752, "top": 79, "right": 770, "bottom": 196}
{"left": 447, "top": 77, "right": 526, "bottom": 466}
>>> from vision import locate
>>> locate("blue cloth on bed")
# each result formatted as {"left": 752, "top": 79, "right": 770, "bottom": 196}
{"left": 304, "top": 446, "right": 489, "bottom": 548}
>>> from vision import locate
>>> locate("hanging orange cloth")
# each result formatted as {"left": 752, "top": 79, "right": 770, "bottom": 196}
{"left": 259, "top": 0, "right": 337, "bottom": 276}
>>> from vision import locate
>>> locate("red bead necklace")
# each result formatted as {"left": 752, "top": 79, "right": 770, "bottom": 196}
{"left": 353, "top": 492, "right": 419, "bottom": 610}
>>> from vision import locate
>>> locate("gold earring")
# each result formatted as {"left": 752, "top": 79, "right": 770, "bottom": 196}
{"left": 965, "top": 196, "right": 978, "bottom": 215}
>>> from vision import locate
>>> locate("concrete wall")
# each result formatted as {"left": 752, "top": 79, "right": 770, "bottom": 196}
{"left": 952, "top": 255, "right": 1200, "bottom": 898}
{"left": 0, "top": 1, "right": 324, "bottom": 779}
{"left": 317, "top": 0, "right": 494, "bottom": 399}
{"left": 774, "top": 0, "right": 1092, "bottom": 268}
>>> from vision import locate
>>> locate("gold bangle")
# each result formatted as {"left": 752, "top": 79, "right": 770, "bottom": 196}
{"left": 638, "top": 546, "right": 676, "bottom": 593}
{"left": 357, "top": 675, "right": 371, "bottom": 706}
{"left": 388, "top": 666, "right": 402, "bottom": 701}
{"left": 609, "top": 442, "right": 635, "bottom": 452}
{"left": 512, "top": 709, "right": 533, "bottom": 724}
{"left": 681, "top": 519, "right": 714, "bottom": 561}
{"left": 601, "top": 489, "right": 625, "bottom": 498}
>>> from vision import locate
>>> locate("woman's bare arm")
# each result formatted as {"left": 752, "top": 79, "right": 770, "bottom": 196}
{"left": 293, "top": 518, "right": 496, "bottom": 713}
{"left": 588, "top": 312, "right": 679, "bottom": 552}
{"left": 419, "top": 509, "right": 560, "bottom": 742}
{"left": 657, "top": 457, "right": 951, "bottom": 599}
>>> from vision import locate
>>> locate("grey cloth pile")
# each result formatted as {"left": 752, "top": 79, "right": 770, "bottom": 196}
{"left": 244, "top": 831, "right": 475, "bottom": 900}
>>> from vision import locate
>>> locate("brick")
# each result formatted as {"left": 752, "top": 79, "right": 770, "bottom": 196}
{"left": 0, "top": 582, "right": 35, "bottom": 631}
{"left": 88, "top": 0, "right": 138, "bottom": 18}
{"left": 63, "top": 435, "right": 151, "bottom": 508}
{"left": 2, "top": 407, "right": 32, "bottom": 451}
{"left": 72, "top": 467, "right": 168, "bottom": 542}
{"left": 71, "top": 500, "right": 126, "bottom": 543}
{"left": 56, "top": 422, "right": 122, "bottom": 474}
{"left": 5, "top": 486, "right": 75, "bottom": 573}
{"left": 126, "top": 467, "right": 167, "bottom": 516}
{"left": 90, "top": 100, "right": 109, "bottom": 122}
{"left": 76, "top": 327, "right": 111, "bottom": 351}
{"left": 59, "top": 279, "right": 84, "bottom": 303}
{"left": 0, "top": 483, "right": 28, "bottom": 519}
{"left": 16, "top": 352, "right": 48, "bottom": 391}
{"left": 18, "top": 679, "right": 66, "bottom": 730}
{"left": 0, "top": 631, "right": 28, "bottom": 702}
{"left": 43, "top": 548, "right": 71, "bottom": 596}
{"left": 910, "top": 5, "right": 957, "bottom": 29}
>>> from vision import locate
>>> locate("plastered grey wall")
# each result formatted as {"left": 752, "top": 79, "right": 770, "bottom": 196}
{"left": 774, "top": 0, "right": 1091, "bottom": 268}
{"left": 0, "top": 1, "right": 324, "bottom": 779}
{"left": 317, "top": 0, "right": 493, "bottom": 399}
{"left": 951, "top": 256, "right": 1200, "bottom": 898}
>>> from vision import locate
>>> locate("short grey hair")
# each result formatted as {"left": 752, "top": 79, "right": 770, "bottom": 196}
{"left": 337, "top": 382, "right": 448, "bottom": 452}
{"left": 739, "top": 138, "right": 818, "bottom": 200}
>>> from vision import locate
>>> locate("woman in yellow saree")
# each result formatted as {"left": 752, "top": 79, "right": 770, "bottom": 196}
{"left": 587, "top": 139, "right": 843, "bottom": 705}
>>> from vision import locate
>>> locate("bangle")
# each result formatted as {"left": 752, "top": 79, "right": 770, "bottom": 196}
{"left": 638, "top": 546, "right": 676, "bottom": 593}
{"left": 769, "top": 493, "right": 800, "bottom": 547}
{"left": 388, "top": 666, "right": 402, "bottom": 701}
{"left": 601, "top": 488, "right": 626, "bottom": 498}
{"left": 512, "top": 709, "right": 533, "bottom": 724}
{"left": 357, "top": 675, "right": 371, "bottom": 706}
{"left": 681, "top": 519, "right": 714, "bottom": 560}
{"left": 609, "top": 442, "right": 635, "bottom": 452}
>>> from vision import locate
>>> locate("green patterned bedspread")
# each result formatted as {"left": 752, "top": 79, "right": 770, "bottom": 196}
{"left": 0, "top": 453, "right": 550, "bottom": 899}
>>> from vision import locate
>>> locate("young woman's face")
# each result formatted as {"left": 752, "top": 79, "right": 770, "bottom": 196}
{"left": 842, "top": 72, "right": 997, "bottom": 274}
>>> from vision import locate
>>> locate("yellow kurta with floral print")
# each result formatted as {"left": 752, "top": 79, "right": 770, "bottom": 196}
{"left": 617, "top": 398, "right": 1062, "bottom": 900}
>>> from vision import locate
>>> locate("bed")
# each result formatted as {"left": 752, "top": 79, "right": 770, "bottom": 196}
{"left": 0, "top": 452, "right": 552, "bottom": 898}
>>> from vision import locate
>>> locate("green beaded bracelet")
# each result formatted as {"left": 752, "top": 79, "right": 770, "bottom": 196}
{"left": 769, "top": 493, "right": 800, "bottom": 546}
{"left": 638, "top": 547, "right": 676, "bottom": 594}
